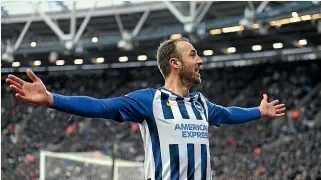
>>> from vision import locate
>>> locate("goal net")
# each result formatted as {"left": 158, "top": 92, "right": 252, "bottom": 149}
{"left": 40, "top": 151, "right": 144, "bottom": 180}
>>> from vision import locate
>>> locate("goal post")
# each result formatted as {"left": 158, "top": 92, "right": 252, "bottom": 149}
{"left": 40, "top": 151, "right": 144, "bottom": 180}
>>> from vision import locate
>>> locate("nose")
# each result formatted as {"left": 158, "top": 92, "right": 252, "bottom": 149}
{"left": 197, "top": 57, "right": 203, "bottom": 65}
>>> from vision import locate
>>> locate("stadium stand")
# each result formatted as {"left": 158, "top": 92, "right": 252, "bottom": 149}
{"left": 2, "top": 60, "right": 321, "bottom": 180}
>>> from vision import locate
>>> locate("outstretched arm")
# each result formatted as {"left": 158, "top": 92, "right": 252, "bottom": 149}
{"left": 6, "top": 68, "right": 147, "bottom": 122}
{"left": 207, "top": 94, "right": 286, "bottom": 126}
{"left": 51, "top": 94, "right": 122, "bottom": 119}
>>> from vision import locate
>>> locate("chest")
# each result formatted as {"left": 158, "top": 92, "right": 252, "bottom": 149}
{"left": 153, "top": 99, "right": 209, "bottom": 144}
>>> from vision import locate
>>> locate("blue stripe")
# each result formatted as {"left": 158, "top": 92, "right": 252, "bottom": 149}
{"left": 176, "top": 97, "right": 190, "bottom": 119}
{"left": 161, "top": 92, "right": 174, "bottom": 119}
{"left": 142, "top": 90, "right": 162, "bottom": 180}
{"left": 198, "top": 96, "right": 208, "bottom": 121}
{"left": 201, "top": 144, "right": 207, "bottom": 180}
{"left": 169, "top": 144, "right": 180, "bottom": 180}
{"left": 190, "top": 99, "right": 203, "bottom": 120}
{"left": 187, "top": 144, "right": 195, "bottom": 180}
{"left": 146, "top": 115, "right": 163, "bottom": 180}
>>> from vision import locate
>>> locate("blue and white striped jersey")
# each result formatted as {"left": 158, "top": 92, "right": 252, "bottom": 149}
{"left": 52, "top": 87, "right": 261, "bottom": 180}
{"left": 121, "top": 87, "right": 229, "bottom": 180}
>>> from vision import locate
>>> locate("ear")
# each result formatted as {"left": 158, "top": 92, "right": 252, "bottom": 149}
{"left": 169, "top": 58, "right": 181, "bottom": 69}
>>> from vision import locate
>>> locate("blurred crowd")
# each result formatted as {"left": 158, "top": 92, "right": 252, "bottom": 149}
{"left": 1, "top": 60, "right": 321, "bottom": 180}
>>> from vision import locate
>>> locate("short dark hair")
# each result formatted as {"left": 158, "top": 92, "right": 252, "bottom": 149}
{"left": 156, "top": 37, "right": 189, "bottom": 78}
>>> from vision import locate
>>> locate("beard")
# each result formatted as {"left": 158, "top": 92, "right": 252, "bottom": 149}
{"left": 179, "top": 62, "right": 201, "bottom": 85}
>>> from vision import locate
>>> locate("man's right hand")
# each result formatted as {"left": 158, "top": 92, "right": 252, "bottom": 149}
{"left": 6, "top": 68, "right": 54, "bottom": 107}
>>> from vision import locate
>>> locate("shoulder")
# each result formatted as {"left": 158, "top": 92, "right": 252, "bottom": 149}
{"left": 194, "top": 92, "right": 209, "bottom": 103}
{"left": 125, "top": 88, "right": 157, "bottom": 106}
{"left": 126, "top": 88, "right": 157, "bottom": 98}
{"left": 124, "top": 88, "right": 156, "bottom": 119}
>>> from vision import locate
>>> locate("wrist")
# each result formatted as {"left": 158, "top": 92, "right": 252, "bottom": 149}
{"left": 46, "top": 91, "right": 54, "bottom": 107}
{"left": 258, "top": 106, "right": 265, "bottom": 117}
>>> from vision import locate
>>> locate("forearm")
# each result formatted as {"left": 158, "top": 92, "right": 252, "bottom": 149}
{"left": 224, "top": 107, "right": 261, "bottom": 124}
{"left": 50, "top": 93, "right": 118, "bottom": 118}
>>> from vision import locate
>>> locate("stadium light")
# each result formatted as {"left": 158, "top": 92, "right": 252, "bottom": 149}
{"left": 210, "top": 29, "right": 222, "bottom": 35}
{"left": 96, "top": 57, "right": 104, "bottom": 63}
{"left": 301, "top": 15, "right": 312, "bottom": 21}
{"left": 137, "top": 55, "right": 147, "bottom": 61}
{"left": 252, "top": 45, "right": 262, "bottom": 51}
{"left": 56, "top": 60, "right": 65, "bottom": 66}
{"left": 298, "top": 39, "right": 307, "bottom": 46}
{"left": 12, "top": 61, "right": 20, "bottom": 67}
{"left": 290, "top": 17, "right": 301, "bottom": 23}
{"left": 30, "top": 42, "right": 37, "bottom": 47}
{"left": 33, "top": 60, "right": 41, "bottom": 66}
{"left": 92, "top": 37, "right": 98, "bottom": 43}
{"left": 273, "top": 43, "right": 283, "bottom": 49}
{"left": 252, "top": 24, "right": 260, "bottom": 29}
{"left": 222, "top": 26, "right": 244, "bottom": 33}
{"left": 227, "top": 47, "right": 236, "bottom": 53}
{"left": 312, "top": 14, "right": 321, "bottom": 19}
{"left": 269, "top": 13, "right": 321, "bottom": 27}
{"left": 74, "top": 59, "right": 83, "bottom": 65}
{"left": 170, "top": 34, "right": 182, "bottom": 40}
{"left": 203, "top": 50, "right": 213, "bottom": 56}
{"left": 119, "top": 56, "right": 128, "bottom": 62}
{"left": 269, "top": 20, "right": 279, "bottom": 26}
{"left": 292, "top": 12, "right": 299, "bottom": 17}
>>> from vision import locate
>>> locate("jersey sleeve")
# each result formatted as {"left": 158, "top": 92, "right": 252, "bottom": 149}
{"left": 51, "top": 88, "right": 155, "bottom": 123}
{"left": 206, "top": 99, "right": 261, "bottom": 127}
{"left": 117, "top": 88, "right": 155, "bottom": 123}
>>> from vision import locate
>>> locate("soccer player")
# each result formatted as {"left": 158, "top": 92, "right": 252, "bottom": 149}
{"left": 6, "top": 38, "right": 286, "bottom": 180}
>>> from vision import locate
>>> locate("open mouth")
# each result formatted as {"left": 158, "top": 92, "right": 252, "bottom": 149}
{"left": 195, "top": 69, "right": 201, "bottom": 76}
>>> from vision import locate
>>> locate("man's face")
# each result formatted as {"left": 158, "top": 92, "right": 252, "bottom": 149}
{"left": 176, "top": 41, "right": 203, "bottom": 84}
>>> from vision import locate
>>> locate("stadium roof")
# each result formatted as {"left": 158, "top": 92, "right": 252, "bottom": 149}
{"left": 1, "top": 1, "right": 321, "bottom": 70}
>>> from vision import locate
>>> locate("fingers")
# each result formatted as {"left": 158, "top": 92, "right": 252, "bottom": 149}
{"left": 263, "top": 94, "right": 268, "bottom": 101}
{"left": 15, "top": 93, "right": 29, "bottom": 103}
{"left": 9, "top": 85, "right": 25, "bottom": 96}
{"left": 6, "top": 78, "right": 23, "bottom": 89}
{"left": 270, "top": 99, "right": 279, "bottom": 106}
{"left": 274, "top": 104, "right": 285, "bottom": 109}
{"left": 7, "top": 74, "right": 25, "bottom": 86}
{"left": 26, "top": 68, "right": 38, "bottom": 82}
{"left": 276, "top": 107, "right": 286, "bottom": 113}
{"left": 276, "top": 113, "right": 285, "bottom": 117}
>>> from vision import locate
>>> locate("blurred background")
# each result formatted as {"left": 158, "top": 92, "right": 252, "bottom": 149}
{"left": 1, "top": 0, "right": 321, "bottom": 180}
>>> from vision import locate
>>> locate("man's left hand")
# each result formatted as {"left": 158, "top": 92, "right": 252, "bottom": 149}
{"left": 259, "top": 94, "right": 286, "bottom": 118}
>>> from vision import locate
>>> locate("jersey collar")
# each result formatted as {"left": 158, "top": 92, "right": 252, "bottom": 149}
{"left": 159, "top": 87, "right": 199, "bottom": 102}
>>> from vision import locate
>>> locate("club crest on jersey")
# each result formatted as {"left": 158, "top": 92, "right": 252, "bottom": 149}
{"left": 194, "top": 101, "right": 204, "bottom": 113}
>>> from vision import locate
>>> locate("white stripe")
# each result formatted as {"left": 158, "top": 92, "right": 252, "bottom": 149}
{"left": 199, "top": 106, "right": 207, "bottom": 122}
{"left": 206, "top": 144, "right": 211, "bottom": 180}
{"left": 154, "top": 90, "right": 171, "bottom": 180}
{"left": 185, "top": 101, "right": 197, "bottom": 120}
{"left": 139, "top": 121, "right": 155, "bottom": 180}
{"left": 199, "top": 94, "right": 209, "bottom": 120}
{"left": 183, "top": 97, "right": 191, "bottom": 102}
{"left": 194, "top": 144, "right": 202, "bottom": 180}
{"left": 160, "top": 143, "right": 171, "bottom": 180}
{"left": 153, "top": 90, "right": 168, "bottom": 179}
{"left": 179, "top": 144, "right": 188, "bottom": 180}
{"left": 169, "top": 94, "right": 183, "bottom": 120}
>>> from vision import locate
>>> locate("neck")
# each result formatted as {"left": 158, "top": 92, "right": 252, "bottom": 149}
{"left": 164, "top": 74, "right": 191, "bottom": 97}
